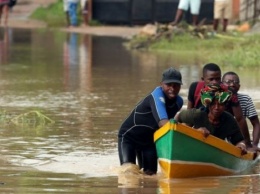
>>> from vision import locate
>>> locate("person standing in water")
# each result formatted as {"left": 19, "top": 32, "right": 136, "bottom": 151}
{"left": 118, "top": 67, "right": 184, "bottom": 175}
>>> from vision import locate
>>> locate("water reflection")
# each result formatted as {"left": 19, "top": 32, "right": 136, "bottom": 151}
{"left": 0, "top": 27, "right": 259, "bottom": 193}
{"left": 158, "top": 174, "right": 260, "bottom": 194}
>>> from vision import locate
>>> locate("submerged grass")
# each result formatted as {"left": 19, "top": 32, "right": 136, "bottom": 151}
{"left": 0, "top": 110, "right": 55, "bottom": 127}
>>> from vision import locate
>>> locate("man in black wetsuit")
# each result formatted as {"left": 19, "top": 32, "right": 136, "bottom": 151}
{"left": 118, "top": 67, "right": 184, "bottom": 175}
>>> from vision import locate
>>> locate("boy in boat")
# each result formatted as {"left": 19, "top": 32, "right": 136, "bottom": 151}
{"left": 118, "top": 67, "right": 183, "bottom": 175}
{"left": 175, "top": 83, "right": 247, "bottom": 154}
{"left": 187, "top": 63, "right": 253, "bottom": 149}
{"left": 222, "top": 71, "right": 260, "bottom": 152}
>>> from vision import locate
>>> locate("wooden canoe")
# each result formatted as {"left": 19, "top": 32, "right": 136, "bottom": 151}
{"left": 154, "top": 120, "right": 259, "bottom": 178}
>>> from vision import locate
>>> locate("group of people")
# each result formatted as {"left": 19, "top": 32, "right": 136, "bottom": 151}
{"left": 171, "top": 0, "right": 232, "bottom": 33}
{"left": 117, "top": 63, "right": 260, "bottom": 175}
{"left": 0, "top": 0, "right": 16, "bottom": 26}
{"left": 63, "top": 0, "right": 88, "bottom": 27}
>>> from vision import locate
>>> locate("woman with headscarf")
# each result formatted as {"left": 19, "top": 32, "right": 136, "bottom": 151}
{"left": 174, "top": 83, "right": 247, "bottom": 154}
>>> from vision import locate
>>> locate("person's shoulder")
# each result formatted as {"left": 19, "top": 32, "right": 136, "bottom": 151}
{"left": 151, "top": 86, "right": 162, "bottom": 95}
{"left": 237, "top": 93, "right": 251, "bottom": 100}
{"left": 189, "top": 81, "right": 199, "bottom": 87}
{"left": 188, "top": 81, "right": 199, "bottom": 93}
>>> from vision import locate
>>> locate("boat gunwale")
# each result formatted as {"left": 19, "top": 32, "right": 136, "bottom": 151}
{"left": 154, "top": 120, "right": 257, "bottom": 160}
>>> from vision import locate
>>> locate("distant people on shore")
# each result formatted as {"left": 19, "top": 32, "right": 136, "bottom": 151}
{"left": 80, "top": 0, "right": 88, "bottom": 26}
{"left": 213, "top": 0, "right": 231, "bottom": 32}
{"left": 64, "top": 0, "right": 89, "bottom": 27}
{"left": 0, "top": 27, "right": 9, "bottom": 64}
{"left": 63, "top": 0, "right": 70, "bottom": 27}
{"left": 8, "top": 0, "right": 17, "bottom": 11}
{"left": 0, "top": 0, "right": 9, "bottom": 26}
{"left": 67, "top": 0, "right": 79, "bottom": 27}
{"left": 171, "top": 0, "right": 201, "bottom": 26}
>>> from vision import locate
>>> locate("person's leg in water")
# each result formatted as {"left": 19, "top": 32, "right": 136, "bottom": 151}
{"left": 142, "top": 145, "right": 158, "bottom": 175}
{"left": 136, "top": 150, "right": 143, "bottom": 169}
{"left": 118, "top": 137, "right": 137, "bottom": 166}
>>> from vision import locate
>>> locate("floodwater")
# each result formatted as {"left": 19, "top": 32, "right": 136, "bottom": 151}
{"left": 0, "top": 26, "right": 259, "bottom": 193}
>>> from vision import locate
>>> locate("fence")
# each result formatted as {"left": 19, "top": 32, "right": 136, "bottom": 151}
{"left": 240, "top": 0, "right": 260, "bottom": 23}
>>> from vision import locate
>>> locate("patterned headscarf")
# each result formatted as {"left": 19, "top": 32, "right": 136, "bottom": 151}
{"left": 201, "top": 83, "right": 232, "bottom": 107}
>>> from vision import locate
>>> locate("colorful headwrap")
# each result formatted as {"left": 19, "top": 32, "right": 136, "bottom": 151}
{"left": 201, "top": 83, "right": 232, "bottom": 107}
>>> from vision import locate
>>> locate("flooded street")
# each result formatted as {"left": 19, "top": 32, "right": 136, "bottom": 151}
{"left": 0, "top": 27, "right": 259, "bottom": 193}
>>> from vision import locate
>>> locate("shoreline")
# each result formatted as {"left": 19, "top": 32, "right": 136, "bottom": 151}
{"left": 3, "top": 0, "right": 142, "bottom": 38}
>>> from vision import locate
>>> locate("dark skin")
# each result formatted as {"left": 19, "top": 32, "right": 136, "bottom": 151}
{"left": 188, "top": 69, "right": 252, "bottom": 148}
{"left": 222, "top": 74, "right": 260, "bottom": 152}
{"left": 159, "top": 82, "right": 181, "bottom": 127}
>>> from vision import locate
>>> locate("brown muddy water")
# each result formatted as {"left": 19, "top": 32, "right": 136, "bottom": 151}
{"left": 0, "top": 27, "right": 259, "bottom": 194}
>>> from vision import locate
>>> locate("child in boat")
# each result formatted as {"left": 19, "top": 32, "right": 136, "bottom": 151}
{"left": 175, "top": 83, "right": 247, "bottom": 154}
{"left": 118, "top": 67, "right": 183, "bottom": 175}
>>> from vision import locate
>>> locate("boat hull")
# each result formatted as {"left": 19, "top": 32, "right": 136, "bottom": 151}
{"left": 154, "top": 120, "right": 259, "bottom": 178}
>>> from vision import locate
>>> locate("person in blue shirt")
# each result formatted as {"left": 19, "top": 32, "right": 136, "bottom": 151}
{"left": 118, "top": 67, "right": 183, "bottom": 175}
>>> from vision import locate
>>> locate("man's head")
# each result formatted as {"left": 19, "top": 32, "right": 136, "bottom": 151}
{"left": 161, "top": 67, "right": 182, "bottom": 99}
{"left": 222, "top": 71, "right": 240, "bottom": 93}
{"left": 201, "top": 63, "right": 221, "bottom": 85}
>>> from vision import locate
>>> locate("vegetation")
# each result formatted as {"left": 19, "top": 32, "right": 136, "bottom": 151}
{"left": 30, "top": 1, "right": 260, "bottom": 67}
{"left": 0, "top": 110, "right": 55, "bottom": 127}
{"left": 30, "top": 0, "right": 101, "bottom": 27}
{"left": 30, "top": 0, "right": 66, "bottom": 27}
{"left": 127, "top": 23, "right": 260, "bottom": 67}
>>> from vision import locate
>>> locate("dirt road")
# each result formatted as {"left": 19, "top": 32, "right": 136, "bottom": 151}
{"left": 6, "top": 0, "right": 141, "bottom": 38}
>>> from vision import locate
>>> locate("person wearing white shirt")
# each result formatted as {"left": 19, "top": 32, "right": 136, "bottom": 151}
{"left": 170, "top": 0, "right": 201, "bottom": 26}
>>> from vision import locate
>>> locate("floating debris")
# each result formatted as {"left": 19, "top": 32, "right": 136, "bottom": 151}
{"left": 10, "top": 110, "right": 55, "bottom": 127}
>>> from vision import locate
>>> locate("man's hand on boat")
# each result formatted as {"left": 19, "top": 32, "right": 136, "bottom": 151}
{"left": 197, "top": 127, "right": 210, "bottom": 137}
{"left": 236, "top": 142, "right": 247, "bottom": 155}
